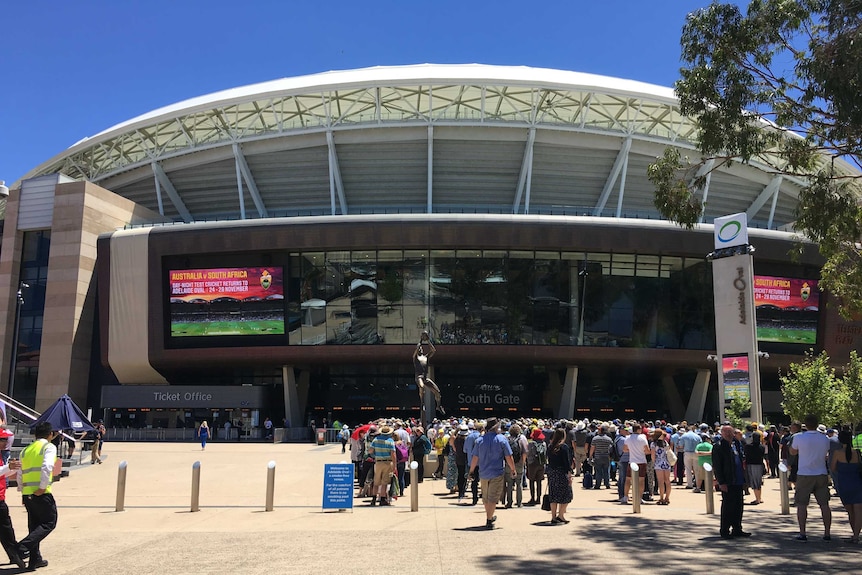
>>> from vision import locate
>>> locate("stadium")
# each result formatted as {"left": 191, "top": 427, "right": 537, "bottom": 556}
{"left": 1, "top": 64, "right": 858, "bottom": 431}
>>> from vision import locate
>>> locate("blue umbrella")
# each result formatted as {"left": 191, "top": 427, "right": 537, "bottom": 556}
{"left": 29, "top": 394, "right": 95, "bottom": 432}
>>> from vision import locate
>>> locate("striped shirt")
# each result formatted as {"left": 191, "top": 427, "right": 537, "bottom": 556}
{"left": 590, "top": 434, "right": 614, "bottom": 462}
{"left": 370, "top": 435, "right": 395, "bottom": 461}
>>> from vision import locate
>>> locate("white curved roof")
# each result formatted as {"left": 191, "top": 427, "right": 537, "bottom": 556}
{"left": 91, "top": 64, "right": 678, "bottom": 142}
{"left": 15, "top": 63, "right": 830, "bottom": 230}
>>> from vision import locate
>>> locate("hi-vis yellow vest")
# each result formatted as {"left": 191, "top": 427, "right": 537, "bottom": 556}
{"left": 20, "top": 439, "right": 52, "bottom": 495}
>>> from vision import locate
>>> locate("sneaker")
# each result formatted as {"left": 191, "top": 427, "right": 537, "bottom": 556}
{"left": 795, "top": 534, "right": 808, "bottom": 541}
{"left": 619, "top": 496, "right": 629, "bottom": 504}
{"left": 693, "top": 488, "right": 701, "bottom": 494}
{"left": 29, "top": 558, "right": 48, "bottom": 569}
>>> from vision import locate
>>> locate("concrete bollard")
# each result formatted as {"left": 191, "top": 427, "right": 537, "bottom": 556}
{"left": 778, "top": 462, "right": 790, "bottom": 515}
{"left": 115, "top": 461, "right": 128, "bottom": 512}
{"left": 630, "top": 462, "right": 641, "bottom": 513}
{"left": 265, "top": 460, "right": 276, "bottom": 512}
{"left": 703, "top": 463, "right": 715, "bottom": 515}
{"left": 191, "top": 461, "right": 201, "bottom": 512}
{"left": 410, "top": 460, "right": 419, "bottom": 512}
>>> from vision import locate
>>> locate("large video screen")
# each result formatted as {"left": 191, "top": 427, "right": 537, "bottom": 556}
{"left": 169, "top": 267, "right": 285, "bottom": 337}
{"left": 753, "top": 275, "right": 819, "bottom": 344}
{"left": 722, "top": 353, "right": 750, "bottom": 402}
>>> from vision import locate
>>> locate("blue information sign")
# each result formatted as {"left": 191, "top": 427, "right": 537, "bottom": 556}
{"left": 322, "top": 463, "right": 354, "bottom": 510}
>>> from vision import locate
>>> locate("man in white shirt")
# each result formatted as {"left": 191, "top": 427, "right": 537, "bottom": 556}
{"left": 621, "top": 423, "right": 650, "bottom": 504}
{"left": 789, "top": 414, "right": 832, "bottom": 541}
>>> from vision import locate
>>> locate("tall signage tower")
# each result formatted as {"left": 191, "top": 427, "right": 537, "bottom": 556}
{"left": 708, "top": 213, "right": 763, "bottom": 424}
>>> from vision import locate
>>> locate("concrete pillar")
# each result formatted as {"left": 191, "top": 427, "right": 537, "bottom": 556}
{"left": 558, "top": 366, "right": 578, "bottom": 419}
{"left": 282, "top": 366, "right": 302, "bottom": 428}
{"left": 661, "top": 373, "right": 685, "bottom": 422}
{"left": 684, "top": 369, "right": 711, "bottom": 423}
{"left": 295, "top": 369, "right": 310, "bottom": 423}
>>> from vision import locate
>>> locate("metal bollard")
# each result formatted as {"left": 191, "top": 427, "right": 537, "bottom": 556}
{"left": 778, "top": 462, "right": 790, "bottom": 515}
{"left": 410, "top": 460, "right": 419, "bottom": 512}
{"left": 265, "top": 460, "right": 276, "bottom": 512}
{"left": 115, "top": 461, "right": 128, "bottom": 512}
{"left": 630, "top": 463, "right": 641, "bottom": 513}
{"left": 703, "top": 463, "right": 715, "bottom": 515}
{"left": 191, "top": 461, "right": 201, "bottom": 512}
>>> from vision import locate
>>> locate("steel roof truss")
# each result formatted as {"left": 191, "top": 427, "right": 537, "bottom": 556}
{"left": 696, "top": 159, "right": 716, "bottom": 223}
{"left": 745, "top": 175, "right": 783, "bottom": 223}
{"left": 615, "top": 142, "right": 631, "bottom": 218}
{"left": 326, "top": 130, "right": 347, "bottom": 215}
{"left": 593, "top": 137, "right": 632, "bottom": 216}
{"left": 233, "top": 143, "right": 268, "bottom": 218}
{"left": 513, "top": 127, "right": 537, "bottom": 214}
{"left": 151, "top": 161, "right": 192, "bottom": 222}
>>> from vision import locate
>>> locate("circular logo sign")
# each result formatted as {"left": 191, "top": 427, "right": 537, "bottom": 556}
{"left": 717, "top": 220, "right": 743, "bottom": 243}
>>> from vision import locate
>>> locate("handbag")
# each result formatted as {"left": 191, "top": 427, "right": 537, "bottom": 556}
{"left": 666, "top": 448, "right": 678, "bottom": 466}
{"left": 541, "top": 483, "right": 551, "bottom": 511}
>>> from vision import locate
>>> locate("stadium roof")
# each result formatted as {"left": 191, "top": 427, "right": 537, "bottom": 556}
{"left": 13, "top": 64, "right": 839, "bottom": 229}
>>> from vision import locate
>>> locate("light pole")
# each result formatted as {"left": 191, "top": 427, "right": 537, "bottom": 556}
{"left": 577, "top": 268, "right": 588, "bottom": 346}
{"left": 7, "top": 281, "right": 29, "bottom": 398}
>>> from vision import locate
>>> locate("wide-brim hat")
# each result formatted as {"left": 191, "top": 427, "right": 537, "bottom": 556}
{"left": 530, "top": 428, "right": 545, "bottom": 441}
{"left": 379, "top": 425, "right": 393, "bottom": 435}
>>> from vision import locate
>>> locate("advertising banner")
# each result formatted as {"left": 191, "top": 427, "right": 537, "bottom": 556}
{"left": 322, "top": 463, "right": 354, "bottom": 510}
{"left": 169, "top": 267, "right": 284, "bottom": 337}
{"left": 753, "top": 275, "right": 819, "bottom": 344}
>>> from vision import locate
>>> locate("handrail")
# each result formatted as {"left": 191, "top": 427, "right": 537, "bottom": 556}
{"left": 0, "top": 390, "right": 39, "bottom": 424}
{"left": 0, "top": 391, "right": 77, "bottom": 444}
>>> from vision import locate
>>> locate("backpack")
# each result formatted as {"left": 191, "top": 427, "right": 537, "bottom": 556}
{"left": 534, "top": 440, "right": 548, "bottom": 466}
{"left": 396, "top": 443, "right": 409, "bottom": 462}
{"left": 508, "top": 436, "right": 522, "bottom": 461}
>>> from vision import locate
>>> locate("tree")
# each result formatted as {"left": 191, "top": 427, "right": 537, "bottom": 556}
{"left": 780, "top": 350, "right": 841, "bottom": 423}
{"left": 648, "top": 0, "right": 862, "bottom": 317}
{"left": 836, "top": 350, "right": 862, "bottom": 424}
{"left": 724, "top": 389, "right": 752, "bottom": 428}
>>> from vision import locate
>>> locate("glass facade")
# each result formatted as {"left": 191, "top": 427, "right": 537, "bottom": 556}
{"left": 11, "top": 230, "right": 50, "bottom": 406}
{"left": 286, "top": 249, "right": 716, "bottom": 350}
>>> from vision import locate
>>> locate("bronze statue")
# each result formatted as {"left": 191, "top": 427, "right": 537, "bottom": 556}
{"left": 413, "top": 331, "right": 444, "bottom": 415}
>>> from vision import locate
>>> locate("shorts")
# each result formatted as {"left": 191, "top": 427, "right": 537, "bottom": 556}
{"left": 626, "top": 463, "right": 647, "bottom": 478}
{"left": 795, "top": 474, "right": 830, "bottom": 507}
{"left": 373, "top": 461, "right": 393, "bottom": 486}
{"left": 481, "top": 475, "right": 505, "bottom": 505}
{"left": 527, "top": 462, "right": 545, "bottom": 481}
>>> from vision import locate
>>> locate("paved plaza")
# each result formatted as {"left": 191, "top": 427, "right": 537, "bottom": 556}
{"left": 4, "top": 440, "right": 860, "bottom": 574}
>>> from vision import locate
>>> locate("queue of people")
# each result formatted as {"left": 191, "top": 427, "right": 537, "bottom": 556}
{"left": 346, "top": 413, "right": 862, "bottom": 540}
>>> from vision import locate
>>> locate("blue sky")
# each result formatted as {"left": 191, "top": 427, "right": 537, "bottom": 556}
{"left": 2, "top": 0, "right": 711, "bottom": 185}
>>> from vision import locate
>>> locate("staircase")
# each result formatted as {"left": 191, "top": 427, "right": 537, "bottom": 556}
{"left": 0, "top": 391, "right": 77, "bottom": 482}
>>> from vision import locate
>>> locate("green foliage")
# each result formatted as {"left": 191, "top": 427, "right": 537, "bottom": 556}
{"left": 780, "top": 349, "right": 852, "bottom": 425}
{"left": 647, "top": 148, "right": 705, "bottom": 228}
{"left": 652, "top": 0, "right": 862, "bottom": 317}
{"left": 724, "top": 390, "right": 752, "bottom": 428}
{"left": 378, "top": 271, "right": 403, "bottom": 304}
{"left": 837, "top": 350, "right": 862, "bottom": 424}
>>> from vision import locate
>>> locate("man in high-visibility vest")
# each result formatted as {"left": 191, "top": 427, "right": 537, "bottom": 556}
{"left": 15, "top": 422, "right": 57, "bottom": 570}
{"left": 0, "top": 429, "right": 25, "bottom": 569}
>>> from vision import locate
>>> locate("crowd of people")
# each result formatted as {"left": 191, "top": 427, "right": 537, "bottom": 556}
{"left": 345, "top": 413, "right": 862, "bottom": 540}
